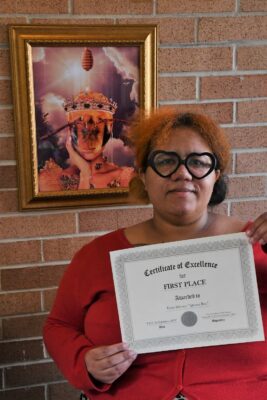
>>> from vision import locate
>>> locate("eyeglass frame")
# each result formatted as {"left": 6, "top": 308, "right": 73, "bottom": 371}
{"left": 146, "top": 150, "right": 218, "bottom": 179}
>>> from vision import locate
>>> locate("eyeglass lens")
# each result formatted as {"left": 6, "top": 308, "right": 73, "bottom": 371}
{"left": 149, "top": 151, "right": 216, "bottom": 179}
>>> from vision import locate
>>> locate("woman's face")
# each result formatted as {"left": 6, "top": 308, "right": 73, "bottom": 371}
{"left": 142, "top": 128, "right": 220, "bottom": 223}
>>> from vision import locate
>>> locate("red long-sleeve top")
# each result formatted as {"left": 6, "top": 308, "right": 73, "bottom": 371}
{"left": 43, "top": 228, "right": 267, "bottom": 400}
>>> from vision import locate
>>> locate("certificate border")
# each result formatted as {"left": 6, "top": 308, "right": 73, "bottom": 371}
{"left": 111, "top": 233, "right": 264, "bottom": 352}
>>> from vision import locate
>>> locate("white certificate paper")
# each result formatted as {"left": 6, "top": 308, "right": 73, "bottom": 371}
{"left": 110, "top": 233, "right": 264, "bottom": 353}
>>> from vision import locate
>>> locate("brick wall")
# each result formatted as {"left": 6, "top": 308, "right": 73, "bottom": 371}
{"left": 0, "top": 0, "right": 266, "bottom": 399}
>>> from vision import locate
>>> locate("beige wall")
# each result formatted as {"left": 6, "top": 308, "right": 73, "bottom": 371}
{"left": 0, "top": 0, "right": 267, "bottom": 399}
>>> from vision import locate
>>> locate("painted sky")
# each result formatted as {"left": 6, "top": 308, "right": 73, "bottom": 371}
{"left": 32, "top": 46, "right": 139, "bottom": 167}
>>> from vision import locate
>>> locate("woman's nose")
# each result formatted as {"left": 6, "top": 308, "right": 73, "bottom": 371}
{"left": 169, "top": 163, "right": 192, "bottom": 180}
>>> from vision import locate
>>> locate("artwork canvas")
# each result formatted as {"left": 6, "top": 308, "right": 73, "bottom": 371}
{"left": 9, "top": 24, "right": 157, "bottom": 210}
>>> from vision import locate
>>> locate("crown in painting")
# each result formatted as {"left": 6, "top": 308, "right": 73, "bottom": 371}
{"left": 64, "top": 91, "right": 117, "bottom": 114}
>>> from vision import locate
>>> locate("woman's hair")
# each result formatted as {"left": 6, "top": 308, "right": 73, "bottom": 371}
{"left": 129, "top": 107, "right": 231, "bottom": 206}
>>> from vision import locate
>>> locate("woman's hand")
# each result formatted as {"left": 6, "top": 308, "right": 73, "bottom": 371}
{"left": 246, "top": 212, "right": 267, "bottom": 245}
{"left": 65, "top": 133, "right": 91, "bottom": 189}
{"left": 84, "top": 342, "right": 137, "bottom": 384}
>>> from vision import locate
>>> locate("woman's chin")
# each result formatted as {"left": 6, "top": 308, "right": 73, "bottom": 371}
{"left": 78, "top": 150, "right": 102, "bottom": 161}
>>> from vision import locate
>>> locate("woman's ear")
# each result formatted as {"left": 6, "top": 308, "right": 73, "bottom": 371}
{"left": 140, "top": 170, "right": 146, "bottom": 189}
{"left": 215, "top": 169, "right": 221, "bottom": 181}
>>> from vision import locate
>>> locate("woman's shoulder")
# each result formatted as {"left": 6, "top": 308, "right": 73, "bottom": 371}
{"left": 64, "top": 229, "right": 130, "bottom": 278}
{"left": 123, "top": 219, "right": 154, "bottom": 245}
{"left": 210, "top": 213, "right": 246, "bottom": 234}
{"left": 77, "top": 229, "right": 130, "bottom": 256}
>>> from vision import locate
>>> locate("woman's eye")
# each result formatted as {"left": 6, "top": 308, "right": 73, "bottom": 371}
{"left": 189, "top": 158, "right": 210, "bottom": 168}
{"left": 157, "top": 157, "right": 175, "bottom": 166}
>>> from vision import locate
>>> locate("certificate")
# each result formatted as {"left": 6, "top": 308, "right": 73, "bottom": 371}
{"left": 110, "top": 232, "right": 264, "bottom": 353}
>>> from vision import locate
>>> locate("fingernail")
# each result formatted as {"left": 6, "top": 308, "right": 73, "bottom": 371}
{"left": 246, "top": 230, "right": 251, "bottom": 236}
{"left": 129, "top": 350, "right": 137, "bottom": 358}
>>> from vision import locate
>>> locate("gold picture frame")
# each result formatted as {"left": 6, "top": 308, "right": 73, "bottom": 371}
{"left": 9, "top": 24, "right": 157, "bottom": 210}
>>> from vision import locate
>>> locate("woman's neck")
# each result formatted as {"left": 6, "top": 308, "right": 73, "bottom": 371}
{"left": 147, "top": 211, "right": 213, "bottom": 243}
{"left": 124, "top": 211, "right": 244, "bottom": 246}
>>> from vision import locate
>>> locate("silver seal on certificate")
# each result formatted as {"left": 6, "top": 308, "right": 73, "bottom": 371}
{"left": 110, "top": 232, "right": 264, "bottom": 354}
{"left": 181, "top": 311, "right": 198, "bottom": 327}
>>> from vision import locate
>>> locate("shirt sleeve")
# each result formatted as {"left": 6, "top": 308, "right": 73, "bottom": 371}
{"left": 43, "top": 242, "right": 111, "bottom": 394}
{"left": 261, "top": 243, "right": 267, "bottom": 254}
{"left": 253, "top": 242, "right": 267, "bottom": 293}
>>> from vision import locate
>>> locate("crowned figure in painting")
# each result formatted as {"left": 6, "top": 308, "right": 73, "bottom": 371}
{"left": 38, "top": 90, "right": 135, "bottom": 191}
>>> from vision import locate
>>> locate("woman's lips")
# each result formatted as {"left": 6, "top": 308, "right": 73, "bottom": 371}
{"left": 167, "top": 187, "right": 197, "bottom": 197}
{"left": 168, "top": 187, "right": 196, "bottom": 193}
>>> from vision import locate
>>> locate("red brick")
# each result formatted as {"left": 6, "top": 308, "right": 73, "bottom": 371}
{"left": 0, "top": 339, "right": 43, "bottom": 364}
{"left": 43, "top": 236, "right": 94, "bottom": 262}
{"left": 240, "top": 0, "right": 267, "bottom": 11}
{"left": 79, "top": 209, "right": 118, "bottom": 232}
{"left": 0, "top": 213, "right": 76, "bottom": 240}
{"left": 0, "top": 386, "right": 45, "bottom": 400}
{"left": 0, "top": 0, "right": 68, "bottom": 13}
{"left": 0, "top": 109, "right": 14, "bottom": 134}
{"left": 0, "top": 292, "right": 41, "bottom": 317}
{"left": 0, "top": 48, "right": 10, "bottom": 76}
{"left": 236, "top": 152, "right": 267, "bottom": 174}
{"left": 0, "top": 137, "right": 15, "bottom": 160}
{"left": 208, "top": 202, "right": 228, "bottom": 216}
{"left": 159, "top": 47, "right": 232, "bottom": 73}
{"left": 1, "top": 265, "right": 67, "bottom": 291}
{"left": 0, "top": 80, "right": 12, "bottom": 105}
{"left": 199, "top": 16, "right": 267, "bottom": 42}
{"left": 117, "top": 207, "right": 153, "bottom": 227}
{"left": 0, "top": 166, "right": 17, "bottom": 189}
{"left": 0, "top": 240, "right": 41, "bottom": 267}
{"left": 157, "top": 0, "right": 235, "bottom": 13}
{"left": 226, "top": 154, "right": 233, "bottom": 175}
{"left": 2, "top": 314, "right": 46, "bottom": 340}
{"left": 73, "top": 0, "right": 153, "bottom": 14}
{"left": 159, "top": 77, "right": 195, "bottom": 101}
{"left": 231, "top": 200, "right": 267, "bottom": 221}
{"left": 161, "top": 103, "right": 233, "bottom": 124}
{"left": 5, "top": 361, "right": 63, "bottom": 387}
{"left": 227, "top": 176, "right": 266, "bottom": 199}
{"left": 117, "top": 17, "right": 195, "bottom": 44}
{"left": 43, "top": 289, "right": 57, "bottom": 312}
{"left": 237, "top": 100, "right": 267, "bottom": 123}
{"left": 237, "top": 46, "right": 267, "bottom": 71}
{"left": 201, "top": 75, "right": 267, "bottom": 100}
{"left": 0, "top": 190, "right": 18, "bottom": 212}
{"left": 48, "top": 382, "right": 80, "bottom": 400}
{"left": 224, "top": 126, "right": 267, "bottom": 149}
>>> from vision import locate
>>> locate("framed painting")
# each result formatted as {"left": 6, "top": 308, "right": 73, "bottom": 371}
{"left": 9, "top": 24, "right": 157, "bottom": 210}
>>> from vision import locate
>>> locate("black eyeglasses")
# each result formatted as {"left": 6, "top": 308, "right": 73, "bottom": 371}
{"left": 147, "top": 150, "right": 218, "bottom": 179}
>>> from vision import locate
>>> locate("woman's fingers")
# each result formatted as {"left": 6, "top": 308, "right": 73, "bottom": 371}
{"left": 246, "top": 212, "right": 267, "bottom": 245}
{"left": 84, "top": 343, "right": 137, "bottom": 384}
{"left": 90, "top": 342, "right": 128, "bottom": 360}
{"left": 93, "top": 350, "right": 137, "bottom": 384}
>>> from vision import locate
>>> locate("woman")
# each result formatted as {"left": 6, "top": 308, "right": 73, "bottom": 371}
{"left": 43, "top": 109, "right": 267, "bottom": 400}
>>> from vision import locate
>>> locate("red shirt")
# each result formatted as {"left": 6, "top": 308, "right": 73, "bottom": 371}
{"left": 43, "top": 228, "right": 267, "bottom": 400}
